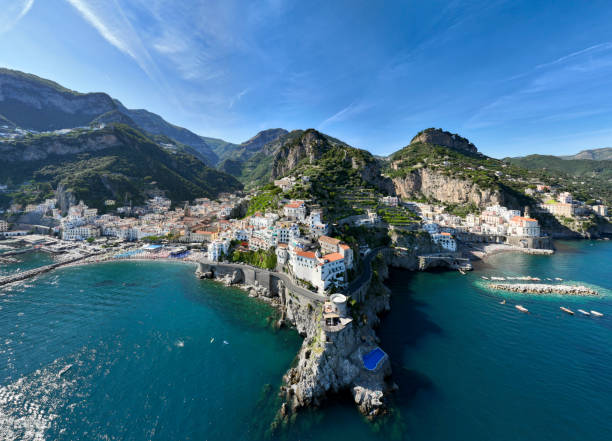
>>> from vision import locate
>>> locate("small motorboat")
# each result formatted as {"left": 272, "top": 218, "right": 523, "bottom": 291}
{"left": 515, "top": 305, "right": 528, "bottom": 313}
{"left": 555, "top": 277, "right": 563, "bottom": 281}
{"left": 58, "top": 364, "right": 72, "bottom": 377}
{"left": 560, "top": 307, "right": 574, "bottom": 315}
{"left": 210, "top": 338, "right": 215, "bottom": 343}
{"left": 481, "top": 276, "right": 489, "bottom": 280}
{"left": 223, "top": 340, "right": 229, "bottom": 345}
{"left": 500, "top": 299, "right": 506, "bottom": 305}
{"left": 590, "top": 310, "right": 604, "bottom": 317}
{"left": 577, "top": 309, "right": 590, "bottom": 316}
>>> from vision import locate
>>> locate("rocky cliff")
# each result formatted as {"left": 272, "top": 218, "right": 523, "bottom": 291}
{"left": 280, "top": 272, "right": 393, "bottom": 421}
{"left": 271, "top": 129, "right": 332, "bottom": 178}
{"left": 391, "top": 167, "right": 503, "bottom": 207}
{"left": 0, "top": 130, "right": 121, "bottom": 162}
{"left": 411, "top": 128, "right": 478, "bottom": 154}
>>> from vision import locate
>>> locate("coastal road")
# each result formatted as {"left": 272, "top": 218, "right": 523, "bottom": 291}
{"left": 347, "top": 246, "right": 386, "bottom": 294}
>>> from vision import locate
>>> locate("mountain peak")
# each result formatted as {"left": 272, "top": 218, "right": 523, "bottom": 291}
{"left": 241, "top": 128, "right": 288, "bottom": 150}
{"left": 410, "top": 128, "right": 477, "bottom": 154}
{"left": 562, "top": 147, "right": 612, "bottom": 161}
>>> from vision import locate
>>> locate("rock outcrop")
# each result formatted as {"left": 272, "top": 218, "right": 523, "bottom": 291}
{"left": 0, "top": 130, "right": 120, "bottom": 162}
{"left": 271, "top": 130, "right": 331, "bottom": 178}
{"left": 280, "top": 275, "right": 392, "bottom": 421}
{"left": 410, "top": 128, "right": 477, "bottom": 154}
{"left": 391, "top": 167, "right": 503, "bottom": 207}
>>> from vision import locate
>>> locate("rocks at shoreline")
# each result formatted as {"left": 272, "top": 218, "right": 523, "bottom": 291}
{"left": 488, "top": 283, "right": 598, "bottom": 296}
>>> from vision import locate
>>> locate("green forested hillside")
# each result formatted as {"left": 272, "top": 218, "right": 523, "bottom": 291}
{"left": 0, "top": 124, "right": 242, "bottom": 210}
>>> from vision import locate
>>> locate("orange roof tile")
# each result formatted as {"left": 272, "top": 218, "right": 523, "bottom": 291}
{"left": 285, "top": 202, "right": 304, "bottom": 208}
{"left": 319, "top": 235, "right": 341, "bottom": 245}
{"left": 322, "top": 252, "right": 344, "bottom": 262}
{"left": 296, "top": 250, "right": 316, "bottom": 259}
{"left": 339, "top": 244, "right": 350, "bottom": 250}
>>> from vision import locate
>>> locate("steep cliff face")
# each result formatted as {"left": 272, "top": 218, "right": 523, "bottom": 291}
{"left": 411, "top": 128, "right": 477, "bottom": 154}
{"left": 55, "top": 183, "right": 77, "bottom": 215}
{"left": 391, "top": 167, "right": 503, "bottom": 207}
{"left": 0, "top": 69, "right": 115, "bottom": 131}
{"left": 280, "top": 275, "right": 392, "bottom": 421}
{"left": 0, "top": 130, "right": 121, "bottom": 162}
{"left": 272, "top": 130, "right": 332, "bottom": 178}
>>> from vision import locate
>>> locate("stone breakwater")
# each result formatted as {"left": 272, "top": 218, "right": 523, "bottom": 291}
{"left": 488, "top": 283, "right": 598, "bottom": 296}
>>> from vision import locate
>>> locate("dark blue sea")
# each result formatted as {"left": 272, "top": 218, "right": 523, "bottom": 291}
{"left": 1, "top": 240, "right": 611, "bottom": 440}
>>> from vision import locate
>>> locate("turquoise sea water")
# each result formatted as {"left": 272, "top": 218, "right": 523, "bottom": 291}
{"left": 1, "top": 240, "right": 611, "bottom": 440}
{"left": 0, "top": 250, "right": 54, "bottom": 276}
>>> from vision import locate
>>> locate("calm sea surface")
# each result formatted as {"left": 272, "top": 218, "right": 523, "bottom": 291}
{"left": 1, "top": 240, "right": 611, "bottom": 440}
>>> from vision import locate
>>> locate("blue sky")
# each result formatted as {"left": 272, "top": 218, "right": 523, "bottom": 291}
{"left": 2, "top": 0, "right": 612, "bottom": 157}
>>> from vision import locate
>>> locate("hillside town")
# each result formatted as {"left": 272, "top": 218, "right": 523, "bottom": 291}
{"left": 1, "top": 179, "right": 609, "bottom": 294}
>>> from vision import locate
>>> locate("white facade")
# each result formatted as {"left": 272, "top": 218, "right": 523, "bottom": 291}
{"left": 62, "top": 225, "right": 101, "bottom": 241}
{"left": 508, "top": 216, "right": 540, "bottom": 237}
{"left": 208, "top": 239, "right": 230, "bottom": 261}
{"left": 290, "top": 250, "right": 346, "bottom": 293}
{"left": 431, "top": 232, "right": 457, "bottom": 252}
{"left": 283, "top": 201, "right": 307, "bottom": 221}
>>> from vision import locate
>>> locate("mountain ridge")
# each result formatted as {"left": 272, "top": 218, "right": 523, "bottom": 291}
{"left": 0, "top": 67, "right": 227, "bottom": 164}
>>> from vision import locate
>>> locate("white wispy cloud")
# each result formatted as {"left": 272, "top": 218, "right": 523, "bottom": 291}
{"left": 0, "top": 0, "right": 35, "bottom": 34}
{"left": 466, "top": 42, "right": 612, "bottom": 129}
{"left": 64, "top": 0, "right": 156, "bottom": 77}
{"left": 319, "top": 101, "right": 372, "bottom": 129}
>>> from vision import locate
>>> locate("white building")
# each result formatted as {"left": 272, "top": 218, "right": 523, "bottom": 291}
{"left": 431, "top": 232, "right": 457, "bottom": 252}
{"left": 62, "top": 225, "right": 101, "bottom": 241}
{"left": 283, "top": 200, "right": 307, "bottom": 221}
{"left": 557, "top": 192, "right": 573, "bottom": 204}
{"left": 592, "top": 205, "right": 608, "bottom": 216}
{"left": 290, "top": 250, "right": 346, "bottom": 293}
{"left": 508, "top": 216, "right": 540, "bottom": 237}
{"left": 208, "top": 239, "right": 230, "bottom": 261}
{"left": 380, "top": 196, "right": 399, "bottom": 206}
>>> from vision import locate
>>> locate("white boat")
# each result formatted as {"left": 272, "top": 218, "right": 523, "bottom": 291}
{"left": 210, "top": 338, "right": 214, "bottom": 343}
{"left": 58, "top": 364, "right": 72, "bottom": 377}
{"left": 555, "top": 278, "right": 563, "bottom": 281}
{"left": 590, "top": 310, "right": 604, "bottom": 317}
{"left": 223, "top": 340, "right": 229, "bottom": 345}
{"left": 515, "top": 305, "right": 528, "bottom": 313}
{"left": 481, "top": 276, "right": 489, "bottom": 280}
{"left": 500, "top": 299, "right": 506, "bottom": 305}
{"left": 560, "top": 307, "right": 574, "bottom": 315}
{"left": 577, "top": 309, "right": 590, "bottom": 316}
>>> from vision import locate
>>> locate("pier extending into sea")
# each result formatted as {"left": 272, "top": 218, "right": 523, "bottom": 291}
{"left": 0, "top": 253, "right": 95, "bottom": 287}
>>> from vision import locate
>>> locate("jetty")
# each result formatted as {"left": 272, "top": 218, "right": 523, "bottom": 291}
{"left": 488, "top": 283, "right": 598, "bottom": 296}
{"left": 0, "top": 253, "right": 95, "bottom": 287}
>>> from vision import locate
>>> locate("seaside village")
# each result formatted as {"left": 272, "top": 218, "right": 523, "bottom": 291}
{"left": 1, "top": 180, "right": 609, "bottom": 295}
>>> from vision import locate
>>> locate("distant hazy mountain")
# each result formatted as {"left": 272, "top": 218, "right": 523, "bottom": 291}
{"left": 0, "top": 68, "right": 225, "bottom": 164}
{"left": 561, "top": 147, "right": 612, "bottom": 161}
{"left": 213, "top": 128, "right": 288, "bottom": 164}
